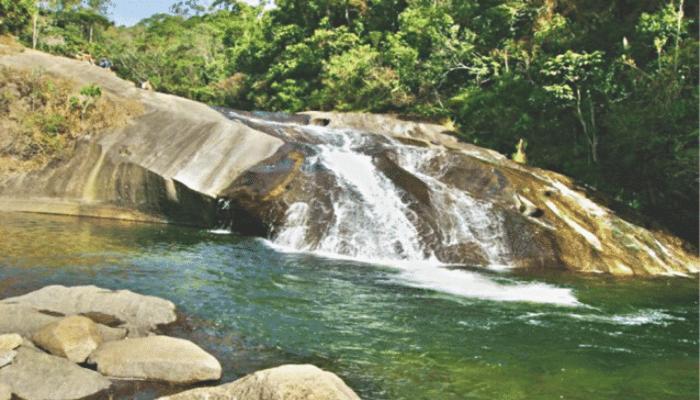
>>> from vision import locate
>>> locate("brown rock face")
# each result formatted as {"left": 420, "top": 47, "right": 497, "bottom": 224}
{"left": 33, "top": 315, "right": 102, "bottom": 363}
{"left": 157, "top": 364, "right": 360, "bottom": 400}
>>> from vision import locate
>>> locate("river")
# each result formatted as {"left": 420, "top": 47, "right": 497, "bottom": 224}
{"left": 0, "top": 212, "right": 696, "bottom": 400}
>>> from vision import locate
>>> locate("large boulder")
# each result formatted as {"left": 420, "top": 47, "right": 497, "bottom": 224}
{"left": 0, "top": 303, "right": 126, "bottom": 341}
{"left": 0, "top": 304, "right": 58, "bottom": 336}
{"left": 33, "top": 315, "right": 102, "bottom": 363}
{"left": 0, "top": 346, "right": 111, "bottom": 400}
{"left": 88, "top": 335, "right": 221, "bottom": 384}
{"left": 1, "top": 285, "right": 176, "bottom": 335}
{"left": 157, "top": 364, "right": 360, "bottom": 400}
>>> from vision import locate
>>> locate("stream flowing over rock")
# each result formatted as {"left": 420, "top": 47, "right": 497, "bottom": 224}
{"left": 0, "top": 46, "right": 697, "bottom": 277}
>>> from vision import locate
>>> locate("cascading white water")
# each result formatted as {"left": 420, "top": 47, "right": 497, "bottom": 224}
{"left": 224, "top": 111, "right": 579, "bottom": 306}
{"left": 395, "top": 146, "right": 511, "bottom": 266}
{"left": 275, "top": 130, "right": 428, "bottom": 263}
{"left": 272, "top": 124, "right": 508, "bottom": 267}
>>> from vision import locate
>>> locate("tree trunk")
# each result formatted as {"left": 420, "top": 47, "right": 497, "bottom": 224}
{"left": 89, "top": 25, "right": 93, "bottom": 43}
{"left": 32, "top": 13, "right": 38, "bottom": 49}
{"left": 588, "top": 93, "right": 598, "bottom": 163}
{"left": 674, "top": 0, "right": 684, "bottom": 71}
{"left": 575, "top": 88, "right": 590, "bottom": 164}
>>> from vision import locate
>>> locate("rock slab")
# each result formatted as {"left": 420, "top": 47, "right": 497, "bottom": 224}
{"left": 89, "top": 335, "right": 222, "bottom": 384}
{"left": 0, "top": 346, "right": 111, "bottom": 400}
{"left": 1, "top": 285, "right": 176, "bottom": 335}
{"left": 158, "top": 364, "right": 360, "bottom": 400}
{"left": 0, "top": 303, "right": 127, "bottom": 341}
{"left": 33, "top": 315, "right": 102, "bottom": 363}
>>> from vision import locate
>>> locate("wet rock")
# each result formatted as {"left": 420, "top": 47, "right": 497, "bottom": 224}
{"left": 0, "top": 334, "right": 22, "bottom": 351}
{"left": 1, "top": 285, "right": 176, "bottom": 335}
{"left": 0, "top": 346, "right": 111, "bottom": 400}
{"left": 0, "top": 351, "right": 15, "bottom": 368}
{"left": 89, "top": 335, "right": 221, "bottom": 384}
{"left": 33, "top": 315, "right": 102, "bottom": 363}
{"left": 157, "top": 364, "right": 360, "bottom": 400}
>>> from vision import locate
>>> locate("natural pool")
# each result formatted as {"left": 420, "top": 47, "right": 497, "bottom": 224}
{"left": 0, "top": 212, "right": 697, "bottom": 400}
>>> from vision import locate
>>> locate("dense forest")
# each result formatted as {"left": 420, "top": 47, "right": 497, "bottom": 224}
{"left": 1, "top": 0, "right": 698, "bottom": 243}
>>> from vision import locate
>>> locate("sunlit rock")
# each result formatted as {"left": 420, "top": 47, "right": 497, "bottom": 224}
{"left": 157, "top": 364, "right": 360, "bottom": 400}
{"left": 1, "top": 285, "right": 176, "bottom": 336}
{"left": 0, "top": 334, "right": 22, "bottom": 352}
{"left": 0, "top": 346, "right": 111, "bottom": 400}
{"left": 88, "top": 335, "right": 222, "bottom": 384}
{"left": 33, "top": 315, "right": 102, "bottom": 363}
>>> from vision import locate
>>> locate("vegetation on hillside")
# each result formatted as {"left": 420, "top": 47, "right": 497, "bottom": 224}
{"left": 0, "top": 65, "right": 141, "bottom": 173}
{"left": 0, "top": 0, "right": 697, "bottom": 243}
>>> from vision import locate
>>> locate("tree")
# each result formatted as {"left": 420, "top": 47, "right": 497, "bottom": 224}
{"left": 0, "top": 0, "right": 35, "bottom": 35}
{"left": 540, "top": 50, "right": 609, "bottom": 163}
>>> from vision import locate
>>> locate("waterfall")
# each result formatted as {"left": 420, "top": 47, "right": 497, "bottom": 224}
{"left": 221, "top": 110, "right": 580, "bottom": 306}
{"left": 275, "top": 131, "right": 428, "bottom": 263}
{"left": 224, "top": 110, "right": 509, "bottom": 267}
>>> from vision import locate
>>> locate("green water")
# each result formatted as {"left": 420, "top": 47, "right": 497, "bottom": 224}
{"left": 0, "top": 212, "right": 697, "bottom": 400}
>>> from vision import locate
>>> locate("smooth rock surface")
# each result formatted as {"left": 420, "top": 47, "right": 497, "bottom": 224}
{"left": 157, "top": 364, "right": 360, "bottom": 400}
{"left": 33, "top": 315, "right": 102, "bottom": 363}
{"left": 1, "top": 285, "right": 176, "bottom": 335}
{"left": 0, "top": 303, "right": 126, "bottom": 341}
{"left": 0, "top": 304, "right": 58, "bottom": 336}
{"left": 0, "top": 383, "right": 10, "bottom": 400}
{"left": 0, "top": 334, "right": 22, "bottom": 351}
{"left": 0, "top": 351, "right": 15, "bottom": 368}
{"left": 0, "top": 46, "right": 282, "bottom": 226}
{"left": 89, "top": 335, "right": 221, "bottom": 383}
{"left": 0, "top": 346, "right": 111, "bottom": 400}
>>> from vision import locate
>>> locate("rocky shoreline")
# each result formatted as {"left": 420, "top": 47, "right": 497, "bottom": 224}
{"left": 0, "top": 285, "right": 360, "bottom": 400}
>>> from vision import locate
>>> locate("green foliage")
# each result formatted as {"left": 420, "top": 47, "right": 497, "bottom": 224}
{"left": 2, "top": 0, "right": 698, "bottom": 243}
{"left": 0, "top": 67, "right": 138, "bottom": 172}
{"left": 79, "top": 83, "right": 101, "bottom": 97}
{"left": 0, "top": 0, "right": 35, "bottom": 35}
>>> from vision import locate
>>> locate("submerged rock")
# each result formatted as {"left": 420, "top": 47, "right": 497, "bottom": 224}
{"left": 1, "top": 285, "right": 176, "bottom": 335}
{"left": 33, "top": 315, "right": 102, "bottom": 363}
{"left": 88, "top": 335, "right": 221, "bottom": 384}
{"left": 157, "top": 364, "right": 360, "bottom": 400}
{"left": 0, "top": 346, "right": 111, "bottom": 400}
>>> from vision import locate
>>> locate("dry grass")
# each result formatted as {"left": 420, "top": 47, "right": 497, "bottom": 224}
{"left": 0, "top": 66, "right": 143, "bottom": 174}
{"left": 0, "top": 35, "right": 25, "bottom": 56}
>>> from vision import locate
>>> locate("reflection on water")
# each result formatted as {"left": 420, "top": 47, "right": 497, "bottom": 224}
{"left": 0, "top": 212, "right": 697, "bottom": 400}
